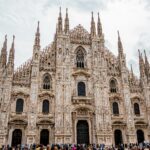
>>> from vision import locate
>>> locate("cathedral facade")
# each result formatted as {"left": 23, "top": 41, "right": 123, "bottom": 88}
{"left": 0, "top": 8, "right": 150, "bottom": 146}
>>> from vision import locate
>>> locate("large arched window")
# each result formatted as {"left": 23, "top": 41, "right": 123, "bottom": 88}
{"left": 16, "top": 99, "right": 24, "bottom": 113}
{"left": 113, "top": 102, "right": 119, "bottom": 115}
{"left": 42, "top": 100, "right": 49, "bottom": 114}
{"left": 110, "top": 79, "right": 117, "bottom": 93}
{"left": 78, "top": 82, "right": 86, "bottom": 96}
{"left": 43, "top": 74, "right": 51, "bottom": 90}
{"left": 76, "top": 49, "right": 84, "bottom": 68}
{"left": 134, "top": 103, "right": 140, "bottom": 115}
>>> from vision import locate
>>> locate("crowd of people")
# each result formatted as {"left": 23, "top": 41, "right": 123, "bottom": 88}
{"left": 1, "top": 143, "right": 150, "bottom": 150}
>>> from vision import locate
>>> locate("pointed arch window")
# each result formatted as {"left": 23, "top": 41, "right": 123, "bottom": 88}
{"left": 16, "top": 99, "right": 24, "bottom": 113}
{"left": 134, "top": 103, "right": 140, "bottom": 115}
{"left": 76, "top": 49, "right": 84, "bottom": 68}
{"left": 113, "top": 102, "right": 119, "bottom": 115}
{"left": 43, "top": 74, "right": 51, "bottom": 90}
{"left": 78, "top": 82, "right": 86, "bottom": 96}
{"left": 42, "top": 100, "right": 49, "bottom": 114}
{"left": 110, "top": 79, "right": 117, "bottom": 93}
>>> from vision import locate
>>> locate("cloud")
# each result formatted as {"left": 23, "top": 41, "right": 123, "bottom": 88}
{"left": 0, "top": 0, "right": 150, "bottom": 77}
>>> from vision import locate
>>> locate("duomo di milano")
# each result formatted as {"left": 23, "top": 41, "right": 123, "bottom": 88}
{"left": 0, "top": 7, "right": 150, "bottom": 147}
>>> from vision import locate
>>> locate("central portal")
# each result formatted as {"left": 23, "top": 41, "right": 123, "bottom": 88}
{"left": 77, "top": 120, "right": 89, "bottom": 144}
{"left": 40, "top": 129, "right": 49, "bottom": 146}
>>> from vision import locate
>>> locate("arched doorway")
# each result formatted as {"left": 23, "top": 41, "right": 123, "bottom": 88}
{"left": 137, "top": 130, "right": 144, "bottom": 143}
{"left": 114, "top": 130, "right": 123, "bottom": 146}
{"left": 40, "top": 129, "right": 49, "bottom": 146}
{"left": 11, "top": 129, "right": 22, "bottom": 147}
{"left": 77, "top": 120, "right": 89, "bottom": 144}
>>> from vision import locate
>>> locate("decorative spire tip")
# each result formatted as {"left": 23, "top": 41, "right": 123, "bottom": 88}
{"left": 13, "top": 35, "right": 15, "bottom": 41}
{"left": 5, "top": 34, "right": 7, "bottom": 40}
{"left": 117, "top": 30, "right": 120, "bottom": 37}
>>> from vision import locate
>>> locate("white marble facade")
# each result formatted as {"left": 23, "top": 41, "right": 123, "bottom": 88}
{"left": 0, "top": 9, "right": 150, "bottom": 146}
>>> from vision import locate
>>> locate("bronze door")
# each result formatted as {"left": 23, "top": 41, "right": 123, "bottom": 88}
{"left": 11, "top": 129, "right": 22, "bottom": 147}
{"left": 40, "top": 129, "right": 49, "bottom": 146}
{"left": 114, "top": 129, "right": 123, "bottom": 146}
{"left": 77, "top": 120, "right": 89, "bottom": 144}
{"left": 137, "top": 130, "right": 144, "bottom": 143}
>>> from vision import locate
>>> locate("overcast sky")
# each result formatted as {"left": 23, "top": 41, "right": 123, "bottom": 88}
{"left": 0, "top": 0, "right": 150, "bottom": 76}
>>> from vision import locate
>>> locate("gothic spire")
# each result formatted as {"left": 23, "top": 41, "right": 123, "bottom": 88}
{"left": 90, "top": 12, "right": 96, "bottom": 38}
{"left": 0, "top": 35, "right": 7, "bottom": 68}
{"left": 131, "top": 64, "right": 134, "bottom": 76}
{"left": 144, "top": 50, "right": 149, "bottom": 76}
{"left": 64, "top": 8, "right": 69, "bottom": 34}
{"left": 8, "top": 35, "right": 15, "bottom": 65}
{"left": 58, "top": 7, "right": 63, "bottom": 33}
{"left": 130, "top": 64, "right": 135, "bottom": 80}
{"left": 118, "top": 31, "right": 124, "bottom": 56}
{"left": 97, "top": 12, "right": 102, "bottom": 37}
{"left": 138, "top": 49, "right": 145, "bottom": 78}
{"left": 34, "top": 21, "right": 40, "bottom": 49}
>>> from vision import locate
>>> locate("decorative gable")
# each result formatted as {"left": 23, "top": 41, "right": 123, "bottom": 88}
{"left": 70, "top": 24, "right": 91, "bottom": 45}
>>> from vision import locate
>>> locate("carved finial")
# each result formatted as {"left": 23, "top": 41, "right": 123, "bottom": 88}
{"left": 37, "top": 21, "right": 40, "bottom": 33}
{"left": 138, "top": 49, "right": 140, "bottom": 55}
{"left": 91, "top": 11, "right": 96, "bottom": 38}
{"left": 5, "top": 34, "right": 7, "bottom": 41}
{"left": 64, "top": 8, "right": 69, "bottom": 34}
{"left": 97, "top": 12, "right": 102, "bottom": 37}
{"left": 7, "top": 35, "right": 15, "bottom": 73}
{"left": 118, "top": 30, "right": 123, "bottom": 56}
{"left": 3, "top": 34, "right": 7, "bottom": 48}
{"left": 13, "top": 35, "right": 15, "bottom": 41}
{"left": 131, "top": 64, "right": 134, "bottom": 75}
{"left": 11, "top": 35, "right": 15, "bottom": 49}
{"left": 34, "top": 21, "right": 40, "bottom": 48}
{"left": 138, "top": 49, "right": 145, "bottom": 78}
{"left": 0, "top": 34, "right": 7, "bottom": 68}
{"left": 58, "top": 7, "right": 63, "bottom": 33}
{"left": 144, "top": 49, "right": 150, "bottom": 77}
{"left": 117, "top": 30, "right": 120, "bottom": 40}
{"left": 59, "top": 7, "right": 61, "bottom": 16}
